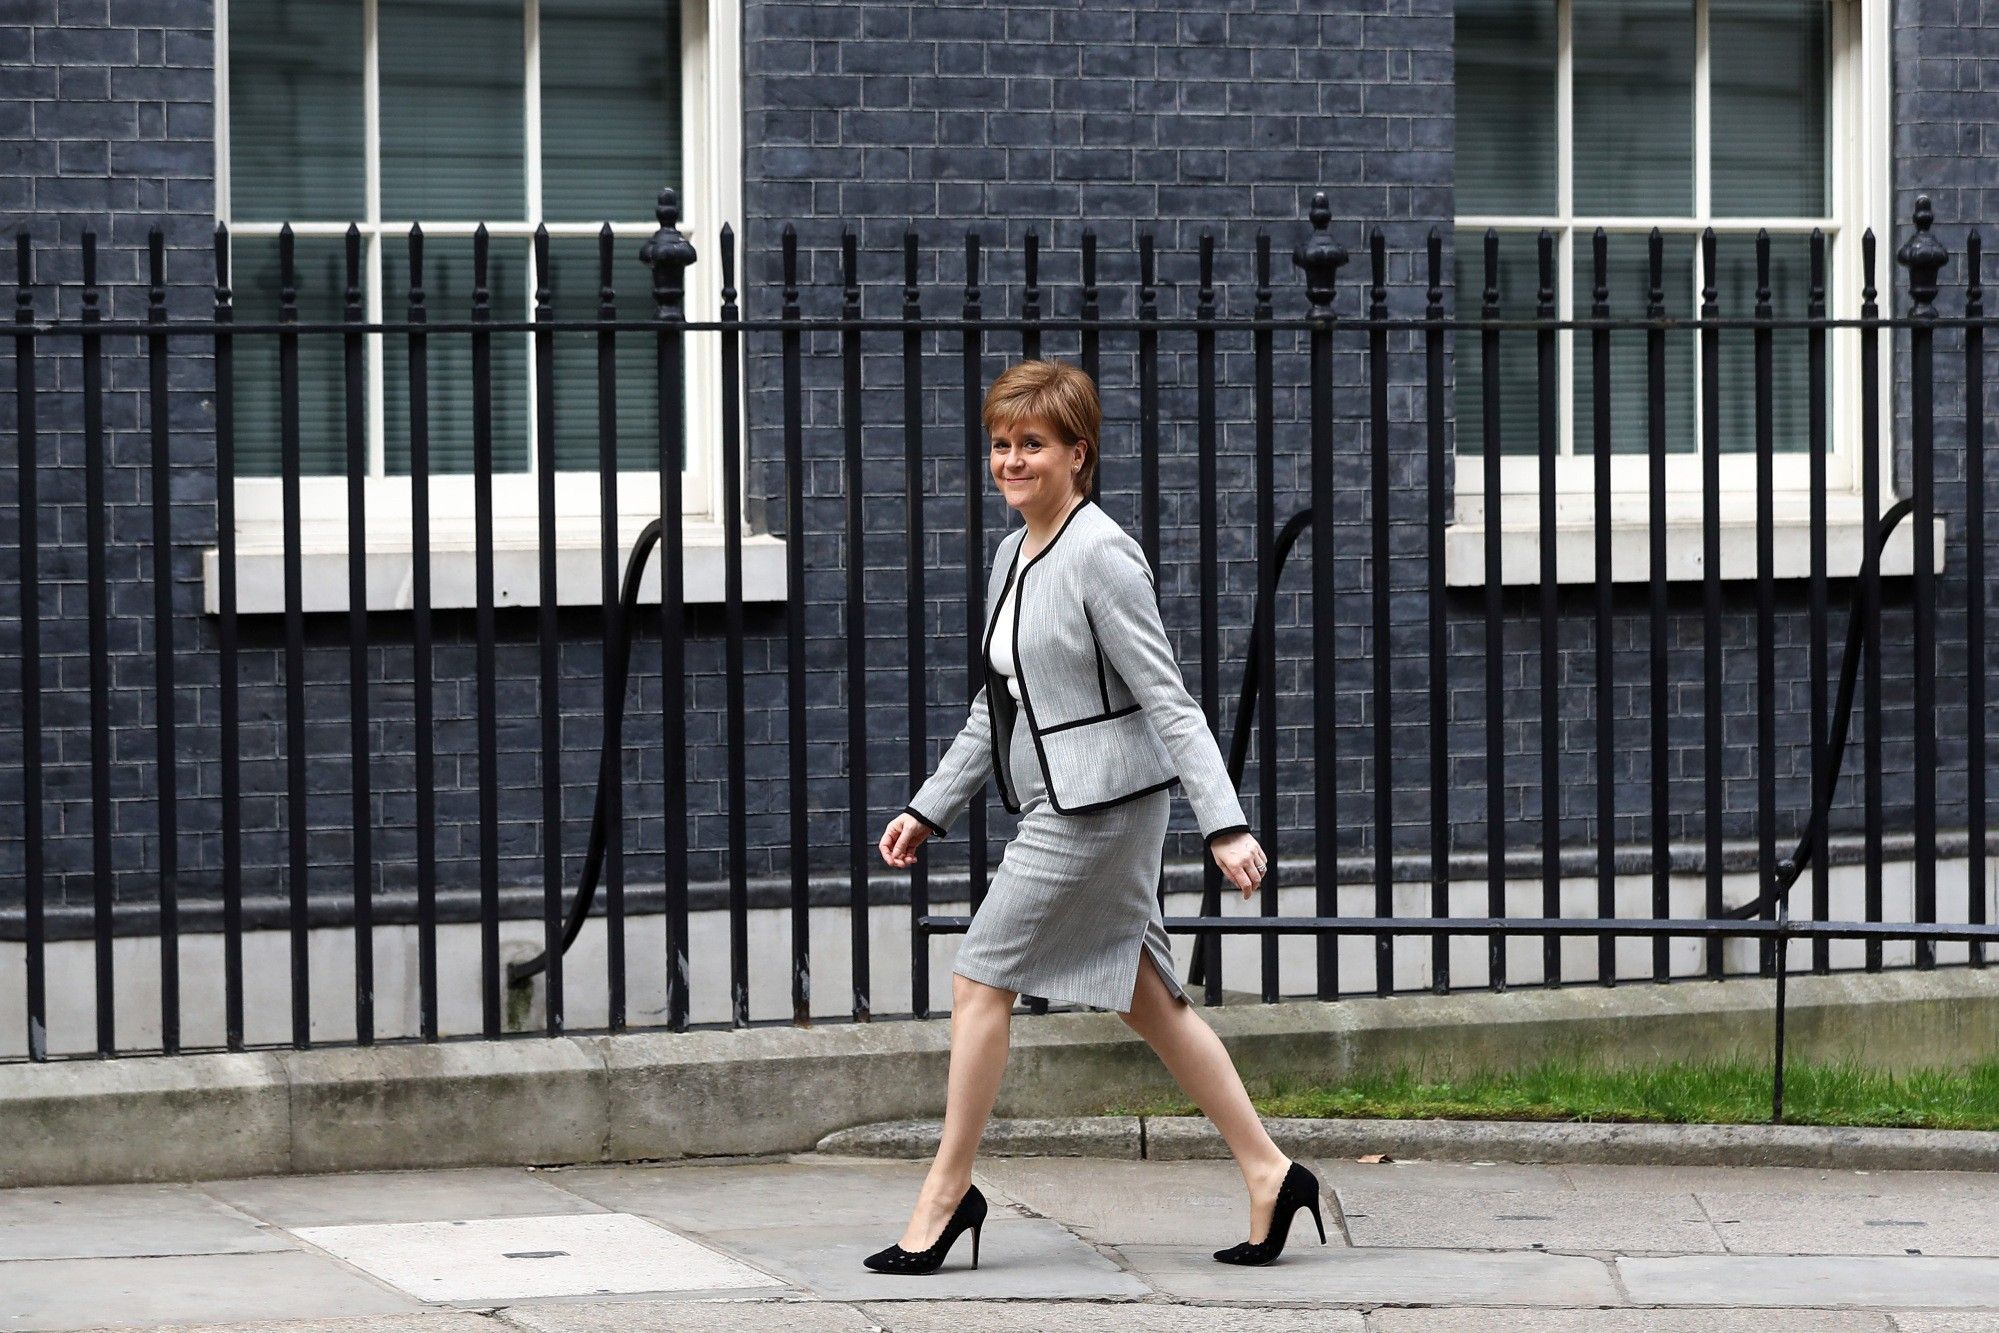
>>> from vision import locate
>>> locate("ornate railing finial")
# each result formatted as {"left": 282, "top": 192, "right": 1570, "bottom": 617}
{"left": 640, "top": 187, "right": 698, "bottom": 315}
{"left": 1292, "top": 191, "right": 1348, "bottom": 317}
{"left": 1897, "top": 194, "right": 1950, "bottom": 320}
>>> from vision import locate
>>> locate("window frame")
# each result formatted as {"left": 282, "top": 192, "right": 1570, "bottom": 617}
{"left": 1450, "top": 0, "right": 1889, "bottom": 527}
{"left": 211, "top": 0, "right": 746, "bottom": 554}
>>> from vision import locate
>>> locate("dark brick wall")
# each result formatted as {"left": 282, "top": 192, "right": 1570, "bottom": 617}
{"left": 739, "top": 0, "right": 1456, "bottom": 887}
{"left": 0, "top": 0, "right": 1985, "bottom": 942}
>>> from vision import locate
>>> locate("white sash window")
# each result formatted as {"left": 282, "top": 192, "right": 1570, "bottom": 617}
{"left": 1448, "top": 0, "right": 1903, "bottom": 583}
{"left": 211, "top": 0, "right": 766, "bottom": 610}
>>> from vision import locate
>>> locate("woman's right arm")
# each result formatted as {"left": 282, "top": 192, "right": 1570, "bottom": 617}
{"left": 901, "top": 682, "right": 996, "bottom": 839}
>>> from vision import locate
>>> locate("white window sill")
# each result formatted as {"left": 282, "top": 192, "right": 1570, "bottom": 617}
{"left": 1445, "top": 494, "right": 1946, "bottom": 586}
{"left": 201, "top": 518, "right": 787, "bottom": 614}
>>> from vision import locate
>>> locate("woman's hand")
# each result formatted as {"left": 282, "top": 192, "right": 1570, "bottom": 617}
{"left": 1210, "top": 830, "right": 1269, "bottom": 899}
{"left": 879, "top": 812, "right": 932, "bottom": 869}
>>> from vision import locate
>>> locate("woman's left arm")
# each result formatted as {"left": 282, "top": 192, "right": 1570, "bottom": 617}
{"left": 1085, "top": 536, "right": 1251, "bottom": 850}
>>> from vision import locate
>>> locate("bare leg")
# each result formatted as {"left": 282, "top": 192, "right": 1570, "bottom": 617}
{"left": 897, "top": 971, "right": 1017, "bottom": 1250}
{"left": 1119, "top": 947, "right": 1295, "bottom": 1244}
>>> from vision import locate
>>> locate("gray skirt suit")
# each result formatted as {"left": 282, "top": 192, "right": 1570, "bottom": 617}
{"left": 902, "top": 497, "right": 1251, "bottom": 1013}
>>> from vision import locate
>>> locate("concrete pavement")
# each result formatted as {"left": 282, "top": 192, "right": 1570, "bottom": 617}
{"left": 4, "top": 1149, "right": 1998, "bottom": 1330}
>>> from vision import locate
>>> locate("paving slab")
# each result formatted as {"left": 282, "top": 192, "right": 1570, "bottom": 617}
{"left": 1621, "top": 1255, "right": 1999, "bottom": 1307}
{"left": 1314, "top": 1157, "right": 1575, "bottom": 1193}
{"left": 861, "top": 1301, "right": 1366, "bottom": 1331}
{"left": 76, "top": 1318, "right": 500, "bottom": 1333}
{"left": 696, "top": 1217, "right": 1152, "bottom": 1302}
{"left": 541, "top": 1159, "right": 1027, "bottom": 1234}
{"left": 197, "top": 1168, "right": 606, "bottom": 1229}
{"left": 500, "top": 1299, "right": 884, "bottom": 1331}
{"left": 1122, "top": 1242, "right": 1620, "bottom": 1306}
{"left": 288, "top": 1212, "right": 788, "bottom": 1303}
{"left": 1695, "top": 1190, "right": 1999, "bottom": 1256}
{"left": 0, "top": 1182, "right": 289, "bottom": 1261}
{"left": 965, "top": 1158, "right": 1316, "bottom": 1248}
{"left": 1366, "top": 1311, "right": 1892, "bottom": 1332}
{"left": 1888, "top": 1315, "right": 1999, "bottom": 1332}
{"left": 1337, "top": 1186, "right": 1723, "bottom": 1254}
{"left": 1, "top": 1250, "right": 425, "bottom": 1329}
{"left": 1563, "top": 1162, "right": 1999, "bottom": 1198}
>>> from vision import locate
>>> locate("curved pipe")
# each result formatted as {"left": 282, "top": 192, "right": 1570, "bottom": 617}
{"left": 1189, "top": 497, "right": 1917, "bottom": 988}
{"left": 1188, "top": 506, "right": 1315, "bottom": 991}
{"left": 506, "top": 518, "right": 662, "bottom": 987}
{"left": 1722, "top": 496, "right": 1915, "bottom": 920}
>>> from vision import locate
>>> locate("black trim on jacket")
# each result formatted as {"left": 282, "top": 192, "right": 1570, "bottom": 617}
{"left": 1203, "top": 822, "right": 1251, "bottom": 848}
{"left": 901, "top": 804, "right": 948, "bottom": 837}
{"left": 1012, "top": 497, "right": 1180, "bottom": 819}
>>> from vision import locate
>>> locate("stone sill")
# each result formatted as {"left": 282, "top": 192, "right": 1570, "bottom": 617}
{"left": 201, "top": 518, "right": 787, "bottom": 614}
{"left": 1446, "top": 494, "right": 1946, "bottom": 586}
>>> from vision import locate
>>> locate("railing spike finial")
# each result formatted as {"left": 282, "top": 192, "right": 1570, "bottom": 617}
{"left": 82, "top": 228, "right": 99, "bottom": 305}
{"left": 1292, "top": 190, "right": 1347, "bottom": 317}
{"left": 1968, "top": 228, "right": 1984, "bottom": 318}
{"left": 781, "top": 223, "right": 799, "bottom": 310}
{"left": 1368, "top": 226, "right": 1387, "bottom": 319}
{"left": 1897, "top": 194, "right": 1950, "bottom": 320}
{"left": 1425, "top": 226, "right": 1442, "bottom": 317}
{"left": 719, "top": 221, "right": 738, "bottom": 307}
{"left": 597, "top": 221, "right": 614, "bottom": 307}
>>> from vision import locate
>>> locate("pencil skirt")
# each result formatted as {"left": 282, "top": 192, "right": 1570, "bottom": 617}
{"left": 950, "top": 717, "right": 1191, "bottom": 1013}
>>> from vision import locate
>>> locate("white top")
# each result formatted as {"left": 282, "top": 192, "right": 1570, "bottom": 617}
{"left": 988, "top": 569, "right": 1022, "bottom": 703}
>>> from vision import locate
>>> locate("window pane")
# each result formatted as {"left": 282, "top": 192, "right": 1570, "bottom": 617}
{"left": 541, "top": 0, "right": 682, "bottom": 222}
{"left": 227, "top": 1, "right": 364, "bottom": 221}
{"left": 1573, "top": 0, "right": 1694, "bottom": 217}
{"left": 1711, "top": 0, "right": 1828, "bottom": 217}
{"left": 231, "top": 235, "right": 357, "bottom": 477}
{"left": 544, "top": 237, "right": 679, "bottom": 472}
{"left": 1714, "top": 233, "right": 1821, "bottom": 454}
{"left": 1572, "top": 232, "right": 1697, "bottom": 455}
{"left": 1454, "top": 0, "right": 1557, "bottom": 216}
{"left": 380, "top": 0, "right": 526, "bottom": 220}
{"left": 383, "top": 238, "right": 531, "bottom": 474}
{"left": 1454, "top": 231, "right": 1549, "bottom": 457}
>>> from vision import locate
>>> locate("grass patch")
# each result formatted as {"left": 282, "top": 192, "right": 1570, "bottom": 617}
{"left": 1102, "top": 1059, "right": 1999, "bottom": 1132}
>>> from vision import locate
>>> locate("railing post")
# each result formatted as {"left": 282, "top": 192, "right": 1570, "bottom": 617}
{"left": 642, "top": 188, "right": 697, "bottom": 1031}
{"left": 1967, "top": 228, "right": 1988, "bottom": 971}
{"left": 1368, "top": 227, "right": 1394, "bottom": 997}
{"left": 81, "top": 229, "right": 114, "bottom": 1054}
{"left": 1294, "top": 192, "right": 1347, "bottom": 1000}
{"left": 783, "top": 225, "right": 811, "bottom": 1022}
{"left": 1897, "top": 196, "right": 1949, "bottom": 970}
{"left": 903, "top": 228, "right": 931, "bottom": 1020}
{"left": 1425, "top": 226, "right": 1449, "bottom": 996}
{"left": 841, "top": 229, "right": 871, "bottom": 1023}
{"left": 14, "top": 235, "right": 46, "bottom": 1062}
{"left": 719, "top": 221, "right": 750, "bottom": 1027}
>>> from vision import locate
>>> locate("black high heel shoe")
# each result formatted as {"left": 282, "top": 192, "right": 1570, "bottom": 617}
{"left": 862, "top": 1183, "right": 988, "bottom": 1274}
{"left": 1212, "top": 1160, "right": 1325, "bottom": 1265}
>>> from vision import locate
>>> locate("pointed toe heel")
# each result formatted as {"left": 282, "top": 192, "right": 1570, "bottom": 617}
{"left": 861, "top": 1184, "right": 988, "bottom": 1276}
{"left": 1213, "top": 1161, "right": 1323, "bottom": 1266}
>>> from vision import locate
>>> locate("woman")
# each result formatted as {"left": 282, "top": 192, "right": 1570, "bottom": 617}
{"left": 867, "top": 359, "right": 1324, "bottom": 1274}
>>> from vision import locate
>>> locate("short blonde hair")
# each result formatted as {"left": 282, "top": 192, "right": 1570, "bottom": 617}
{"left": 980, "top": 359, "right": 1101, "bottom": 497}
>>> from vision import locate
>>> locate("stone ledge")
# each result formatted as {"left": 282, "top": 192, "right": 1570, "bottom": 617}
{"left": 820, "top": 1115, "right": 1999, "bottom": 1174}
{"left": 1, "top": 966, "right": 1992, "bottom": 1188}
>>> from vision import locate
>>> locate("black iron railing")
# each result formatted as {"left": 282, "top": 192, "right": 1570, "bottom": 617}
{"left": 5, "top": 191, "right": 1996, "bottom": 1096}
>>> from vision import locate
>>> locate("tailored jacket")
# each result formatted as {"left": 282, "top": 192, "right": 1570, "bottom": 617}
{"left": 902, "top": 496, "right": 1251, "bottom": 849}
